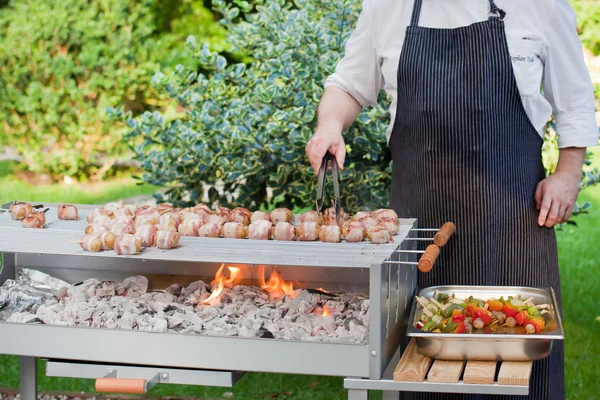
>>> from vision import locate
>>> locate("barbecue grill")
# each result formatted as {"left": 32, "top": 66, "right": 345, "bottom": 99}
{"left": 0, "top": 201, "right": 534, "bottom": 399}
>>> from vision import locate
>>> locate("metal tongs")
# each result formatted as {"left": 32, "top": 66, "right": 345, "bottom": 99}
{"left": 315, "top": 151, "right": 341, "bottom": 224}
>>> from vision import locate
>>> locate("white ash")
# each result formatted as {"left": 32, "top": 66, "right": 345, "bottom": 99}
{"left": 8, "top": 275, "right": 370, "bottom": 344}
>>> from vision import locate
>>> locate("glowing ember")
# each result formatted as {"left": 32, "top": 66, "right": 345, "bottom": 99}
{"left": 259, "top": 267, "right": 297, "bottom": 299}
{"left": 314, "top": 305, "right": 332, "bottom": 317}
{"left": 203, "top": 264, "right": 241, "bottom": 305}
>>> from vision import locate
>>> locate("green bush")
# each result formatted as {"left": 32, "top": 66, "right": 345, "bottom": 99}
{"left": 0, "top": 0, "right": 225, "bottom": 181}
{"left": 113, "top": 0, "right": 392, "bottom": 211}
{"left": 118, "top": 0, "right": 599, "bottom": 214}
{"left": 571, "top": 0, "right": 600, "bottom": 55}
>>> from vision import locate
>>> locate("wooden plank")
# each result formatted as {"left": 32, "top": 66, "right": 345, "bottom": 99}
{"left": 427, "top": 360, "right": 465, "bottom": 383}
{"left": 498, "top": 361, "right": 533, "bottom": 386}
{"left": 463, "top": 361, "right": 497, "bottom": 385}
{"left": 393, "top": 339, "right": 433, "bottom": 382}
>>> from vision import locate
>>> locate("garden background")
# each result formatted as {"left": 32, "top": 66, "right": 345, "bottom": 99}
{"left": 0, "top": 0, "right": 599, "bottom": 399}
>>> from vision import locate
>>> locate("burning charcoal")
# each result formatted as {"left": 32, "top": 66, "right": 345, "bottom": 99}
{"left": 178, "top": 280, "right": 209, "bottom": 302}
{"left": 117, "top": 312, "right": 136, "bottom": 330}
{"left": 152, "top": 317, "right": 168, "bottom": 332}
{"left": 116, "top": 276, "right": 149, "bottom": 298}
{"left": 196, "top": 306, "right": 219, "bottom": 322}
{"left": 95, "top": 281, "right": 116, "bottom": 297}
{"left": 165, "top": 283, "right": 184, "bottom": 296}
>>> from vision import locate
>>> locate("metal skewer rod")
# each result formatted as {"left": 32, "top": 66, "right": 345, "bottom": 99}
{"left": 394, "top": 249, "right": 426, "bottom": 253}
{"left": 410, "top": 228, "right": 440, "bottom": 231}
{"left": 386, "top": 261, "right": 419, "bottom": 265}
{"left": 404, "top": 238, "right": 435, "bottom": 241}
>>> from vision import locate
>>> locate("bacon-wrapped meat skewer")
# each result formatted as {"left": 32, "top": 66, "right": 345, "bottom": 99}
{"left": 198, "top": 222, "right": 222, "bottom": 238}
{"left": 214, "top": 206, "right": 231, "bottom": 222}
{"left": 80, "top": 233, "right": 103, "bottom": 252}
{"left": 272, "top": 222, "right": 296, "bottom": 241}
{"left": 56, "top": 204, "right": 78, "bottom": 221}
{"left": 178, "top": 219, "right": 201, "bottom": 237}
{"left": 112, "top": 207, "right": 134, "bottom": 218}
{"left": 157, "top": 204, "right": 174, "bottom": 215}
{"left": 21, "top": 215, "right": 44, "bottom": 229}
{"left": 194, "top": 203, "right": 212, "bottom": 216}
{"left": 156, "top": 230, "right": 181, "bottom": 249}
{"left": 323, "top": 207, "right": 349, "bottom": 226}
{"left": 296, "top": 222, "right": 320, "bottom": 241}
{"left": 366, "top": 225, "right": 393, "bottom": 244}
{"left": 135, "top": 211, "right": 161, "bottom": 228}
{"left": 99, "top": 231, "right": 116, "bottom": 250}
{"left": 111, "top": 216, "right": 135, "bottom": 227}
{"left": 114, "top": 234, "right": 142, "bottom": 255}
{"left": 206, "top": 215, "right": 227, "bottom": 226}
{"left": 300, "top": 211, "right": 323, "bottom": 225}
{"left": 175, "top": 207, "right": 194, "bottom": 219}
{"left": 181, "top": 212, "right": 202, "bottom": 223}
{"left": 159, "top": 212, "right": 180, "bottom": 228}
{"left": 250, "top": 211, "right": 270, "bottom": 223}
{"left": 104, "top": 201, "right": 124, "bottom": 214}
{"left": 230, "top": 207, "right": 252, "bottom": 225}
{"left": 110, "top": 223, "right": 135, "bottom": 236}
{"left": 342, "top": 220, "right": 365, "bottom": 242}
{"left": 270, "top": 208, "right": 292, "bottom": 225}
{"left": 135, "top": 225, "right": 158, "bottom": 247}
{"left": 373, "top": 209, "right": 398, "bottom": 222}
{"left": 86, "top": 207, "right": 111, "bottom": 223}
{"left": 378, "top": 218, "right": 399, "bottom": 235}
{"left": 91, "top": 215, "right": 113, "bottom": 229}
{"left": 248, "top": 220, "right": 273, "bottom": 240}
{"left": 319, "top": 225, "right": 342, "bottom": 243}
{"left": 222, "top": 222, "right": 248, "bottom": 239}
{"left": 85, "top": 223, "right": 108, "bottom": 235}
{"left": 357, "top": 216, "right": 378, "bottom": 232}
{"left": 353, "top": 211, "right": 373, "bottom": 221}
{"left": 155, "top": 223, "right": 177, "bottom": 232}
{"left": 135, "top": 205, "right": 155, "bottom": 216}
{"left": 9, "top": 202, "right": 33, "bottom": 220}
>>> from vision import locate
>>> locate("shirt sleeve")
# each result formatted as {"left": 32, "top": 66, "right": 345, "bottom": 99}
{"left": 542, "top": 0, "right": 599, "bottom": 149}
{"left": 323, "top": 0, "right": 382, "bottom": 108}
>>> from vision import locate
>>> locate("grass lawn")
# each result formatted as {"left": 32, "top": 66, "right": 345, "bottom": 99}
{"left": 0, "top": 153, "right": 599, "bottom": 399}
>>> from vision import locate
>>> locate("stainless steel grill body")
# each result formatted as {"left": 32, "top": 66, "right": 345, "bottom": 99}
{"left": 0, "top": 202, "right": 418, "bottom": 381}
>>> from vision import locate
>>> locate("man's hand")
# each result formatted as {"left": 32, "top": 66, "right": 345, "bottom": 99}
{"left": 535, "top": 171, "right": 579, "bottom": 227}
{"left": 305, "top": 125, "right": 346, "bottom": 174}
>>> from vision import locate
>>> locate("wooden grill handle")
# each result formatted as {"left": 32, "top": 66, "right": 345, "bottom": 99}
{"left": 95, "top": 378, "right": 147, "bottom": 394}
{"left": 433, "top": 222, "right": 455, "bottom": 247}
{"left": 417, "top": 244, "right": 440, "bottom": 273}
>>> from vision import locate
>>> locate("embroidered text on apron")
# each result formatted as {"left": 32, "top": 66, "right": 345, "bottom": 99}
{"left": 389, "top": 1, "right": 564, "bottom": 399}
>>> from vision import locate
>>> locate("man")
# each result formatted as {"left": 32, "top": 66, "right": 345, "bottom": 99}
{"left": 305, "top": 0, "right": 599, "bottom": 399}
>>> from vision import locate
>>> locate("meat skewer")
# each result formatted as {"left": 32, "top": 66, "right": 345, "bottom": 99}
{"left": 178, "top": 220, "right": 201, "bottom": 237}
{"left": 250, "top": 211, "right": 270, "bottom": 223}
{"left": 21, "top": 208, "right": 49, "bottom": 229}
{"left": 323, "top": 207, "right": 349, "bottom": 226}
{"left": 342, "top": 220, "right": 365, "bottom": 242}
{"left": 214, "top": 206, "right": 231, "bottom": 222}
{"left": 198, "top": 222, "right": 222, "bottom": 238}
{"left": 206, "top": 215, "right": 227, "bottom": 226}
{"left": 194, "top": 203, "right": 212, "bottom": 216}
{"left": 135, "top": 225, "right": 158, "bottom": 247}
{"left": 112, "top": 207, "right": 134, "bottom": 218}
{"left": 9, "top": 202, "right": 34, "bottom": 220}
{"left": 156, "top": 230, "right": 181, "bottom": 249}
{"left": 319, "top": 225, "right": 342, "bottom": 243}
{"left": 114, "top": 234, "right": 142, "bottom": 255}
{"left": 110, "top": 223, "right": 135, "bottom": 236}
{"left": 160, "top": 212, "right": 180, "bottom": 228}
{"left": 80, "top": 233, "right": 103, "bottom": 252}
{"left": 222, "top": 222, "right": 248, "bottom": 239}
{"left": 91, "top": 215, "right": 113, "bottom": 229}
{"left": 157, "top": 204, "right": 174, "bottom": 215}
{"left": 296, "top": 222, "right": 320, "bottom": 241}
{"left": 272, "top": 222, "right": 296, "bottom": 241}
{"left": 230, "top": 207, "right": 252, "bottom": 225}
{"left": 85, "top": 224, "right": 108, "bottom": 235}
{"left": 373, "top": 209, "right": 398, "bottom": 222}
{"left": 270, "top": 208, "right": 292, "bottom": 224}
{"left": 155, "top": 223, "right": 178, "bottom": 232}
{"left": 300, "top": 211, "right": 323, "bottom": 225}
{"left": 87, "top": 207, "right": 111, "bottom": 223}
{"left": 366, "top": 225, "right": 393, "bottom": 244}
{"left": 248, "top": 220, "right": 273, "bottom": 240}
{"left": 99, "top": 231, "right": 116, "bottom": 250}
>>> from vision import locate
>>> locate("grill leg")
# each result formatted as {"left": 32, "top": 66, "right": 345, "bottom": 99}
{"left": 382, "top": 390, "right": 398, "bottom": 400}
{"left": 20, "top": 356, "right": 37, "bottom": 400}
{"left": 347, "top": 389, "right": 368, "bottom": 400}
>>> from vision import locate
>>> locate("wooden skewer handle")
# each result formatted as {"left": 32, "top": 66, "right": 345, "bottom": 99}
{"left": 417, "top": 244, "right": 440, "bottom": 273}
{"left": 95, "top": 378, "right": 147, "bottom": 394}
{"left": 433, "top": 222, "right": 455, "bottom": 247}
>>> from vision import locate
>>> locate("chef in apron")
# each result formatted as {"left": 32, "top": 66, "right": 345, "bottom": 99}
{"left": 305, "top": 0, "right": 599, "bottom": 398}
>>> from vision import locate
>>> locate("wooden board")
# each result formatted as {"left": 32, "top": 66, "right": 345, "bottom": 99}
{"left": 393, "top": 339, "right": 433, "bottom": 382}
{"left": 427, "top": 360, "right": 465, "bottom": 383}
{"left": 498, "top": 361, "right": 533, "bottom": 386}
{"left": 462, "top": 361, "right": 497, "bottom": 385}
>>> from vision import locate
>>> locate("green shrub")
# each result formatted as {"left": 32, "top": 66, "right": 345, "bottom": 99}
{"left": 118, "top": 0, "right": 599, "bottom": 215}
{"left": 0, "top": 0, "right": 225, "bottom": 181}
{"left": 571, "top": 0, "right": 600, "bottom": 55}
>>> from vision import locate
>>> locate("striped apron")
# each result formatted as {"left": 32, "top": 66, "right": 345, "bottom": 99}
{"left": 389, "top": 1, "right": 564, "bottom": 399}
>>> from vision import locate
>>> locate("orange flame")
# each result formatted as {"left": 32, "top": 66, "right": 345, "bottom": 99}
{"left": 313, "top": 305, "right": 332, "bottom": 317}
{"left": 259, "top": 266, "right": 297, "bottom": 299}
{"left": 203, "top": 264, "right": 241, "bottom": 304}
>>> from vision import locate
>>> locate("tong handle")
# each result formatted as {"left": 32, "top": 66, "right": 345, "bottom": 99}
{"left": 316, "top": 152, "right": 340, "bottom": 214}
{"left": 417, "top": 244, "right": 440, "bottom": 273}
{"left": 433, "top": 222, "right": 455, "bottom": 247}
{"left": 95, "top": 378, "right": 147, "bottom": 394}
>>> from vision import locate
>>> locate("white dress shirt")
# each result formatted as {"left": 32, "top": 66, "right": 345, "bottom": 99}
{"left": 324, "top": 0, "right": 599, "bottom": 148}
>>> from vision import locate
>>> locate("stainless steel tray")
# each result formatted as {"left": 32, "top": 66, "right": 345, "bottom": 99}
{"left": 406, "top": 286, "right": 564, "bottom": 361}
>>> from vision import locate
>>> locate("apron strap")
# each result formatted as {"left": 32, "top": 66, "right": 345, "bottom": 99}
{"left": 410, "top": 0, "right": 505, "bottom": 27}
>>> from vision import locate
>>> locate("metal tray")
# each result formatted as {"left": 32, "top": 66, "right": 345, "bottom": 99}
{"left": 406, "top": 286, "right": 564, "bottom": 361}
